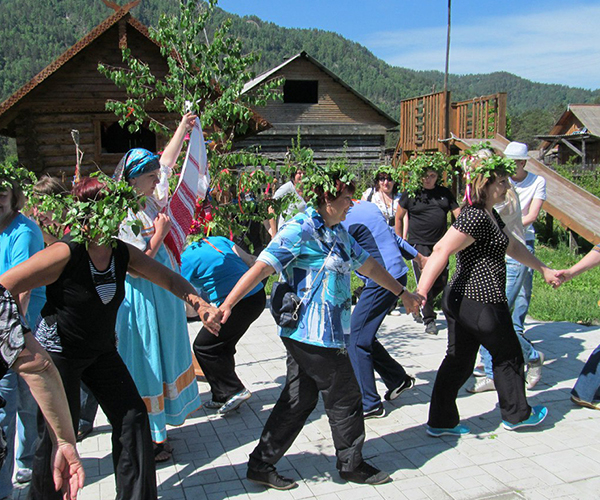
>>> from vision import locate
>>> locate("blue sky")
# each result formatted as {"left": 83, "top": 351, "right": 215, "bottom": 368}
{"left": 219, "top": 0, "right": 600, "bottom": 90}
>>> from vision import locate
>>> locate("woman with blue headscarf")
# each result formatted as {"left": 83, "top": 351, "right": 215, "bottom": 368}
{"left": 115, "top": 113, "right": 199, "bottom": 461}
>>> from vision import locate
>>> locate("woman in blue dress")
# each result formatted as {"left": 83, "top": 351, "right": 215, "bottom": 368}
{"left": 115, "top": 113, "right": 200, "bottom": 461}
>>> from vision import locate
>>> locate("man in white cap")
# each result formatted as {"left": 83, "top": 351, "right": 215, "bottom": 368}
{"left": 505, "top": 141, "right": 546, "bottom": 389}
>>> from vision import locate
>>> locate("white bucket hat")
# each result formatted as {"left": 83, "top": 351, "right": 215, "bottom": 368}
{"left": 504, "top": 141, "right": 529, "bottom": 160}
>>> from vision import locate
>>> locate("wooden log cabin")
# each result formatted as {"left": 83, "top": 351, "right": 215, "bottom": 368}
{"left": 0, "top": 2, "right": 179, "bottom": 179}
{"left": 537, "top": 104, "right": 600, "bottom": 168}
{"left": 236, "top": 51, "right": 398, "bottom": 168}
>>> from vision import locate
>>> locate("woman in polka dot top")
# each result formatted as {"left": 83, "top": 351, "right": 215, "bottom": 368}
{"left": 415, "top": 154, "right": 559, "bottom": 436}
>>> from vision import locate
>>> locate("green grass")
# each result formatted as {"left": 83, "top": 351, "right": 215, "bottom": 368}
{"left": 264, "top": 242, "right": 600, "bottom": 325}
{"left": 530, "top": 244, "right": 600, "bottom": 325}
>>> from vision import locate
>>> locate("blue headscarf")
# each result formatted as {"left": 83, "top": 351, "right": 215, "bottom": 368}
{"left": 115, "top": 148, "right": 161, "bottom": 182}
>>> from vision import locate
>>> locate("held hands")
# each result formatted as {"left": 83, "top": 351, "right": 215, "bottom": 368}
{"left": 401, "top": 290, "right": 422, "bottom": 315}
{"left": 52, "top": 442, "right": 85, "bottom": 500}
{"left": 553, "top": 268, "right": 573, "bottom": 286}
{"left": 190, "top": 298, "right": 222, "bottom": 336}
{"left": 219, "top": 303, "right": 233, "bottom": 325}
{"left": 153, "top": 213, "right": 172, "bottom": 240}
{"left": 541, "top": 267, "right": 562, "bottom": 288}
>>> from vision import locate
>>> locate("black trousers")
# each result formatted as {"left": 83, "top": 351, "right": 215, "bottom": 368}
{"left": 412, "top": 243, "right": 449, "bottom": 325}
{"left": 28, "top": 350, "right": 156, "bottom": 500}
{"left": 193, "top": 289, "right": 266, "bottom": 402}
{"left": 428, "top": 289, "right": 531, "bottom": 428}
{"left": 248, "top": 337, "right": 365, "bottom": 473}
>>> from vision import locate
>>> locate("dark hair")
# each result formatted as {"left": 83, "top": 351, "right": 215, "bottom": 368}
{"left": 315, "top": 177, "right": 356, "bottom": 207}
{"left": 34, "top": 175, "right": 68, "bottom": 197}
{"left": 372, "top": 173, "right": 398, "bottom": 196}
{"left": 0, "top": 178, "right": 26, "bottom": 211}
{"left": 290, "top": 168, "right": 303, "bottom": 182}
{"left": 71, "top": 177, "right": 107, "bottom": 202}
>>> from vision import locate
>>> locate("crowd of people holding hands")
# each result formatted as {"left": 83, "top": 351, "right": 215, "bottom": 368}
{"left": 0, "top": 119, "right": 599, "bottom": 499}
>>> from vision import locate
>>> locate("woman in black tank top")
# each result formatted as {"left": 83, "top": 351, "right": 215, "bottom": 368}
{"left": 0, "top": 177, "right": 222, "bottom": 500}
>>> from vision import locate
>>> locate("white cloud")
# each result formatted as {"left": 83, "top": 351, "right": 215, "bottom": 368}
{"left": 362, "top": 5, "right": 600, "bottom": 89}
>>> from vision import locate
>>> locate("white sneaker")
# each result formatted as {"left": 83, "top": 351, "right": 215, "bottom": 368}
{"left": 466, "top": 376, "right": 495, "bottom": 393}
{"left": 526, "top": 351, "right": 545, "bottom": 389}
{"left": 218, "top": 389, "right": 252, "bottom": 415}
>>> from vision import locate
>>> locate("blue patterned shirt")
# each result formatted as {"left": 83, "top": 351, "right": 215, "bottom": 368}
{"left": 258, "top": 207, "right": 369, "bottom": 348}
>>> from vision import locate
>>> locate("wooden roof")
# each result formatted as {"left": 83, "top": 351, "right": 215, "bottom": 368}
{"left": 541, "top": 105, "right": 600, "bottom": 150}
{"left": 242, "top": 51, "right": 398, "bottom": 127}
{"left": 0, "top": 3, "right": 154, "bottom": 133}
{"left": 453, "top": 134, "right": 600, "bottom": 245}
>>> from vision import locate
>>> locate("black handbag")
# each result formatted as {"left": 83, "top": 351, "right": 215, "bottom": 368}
{"left": 269, "top": 241, "right": 334, "bottom": 329}
{"left": 270, "top": 281, "right": 302, "bottom": 328}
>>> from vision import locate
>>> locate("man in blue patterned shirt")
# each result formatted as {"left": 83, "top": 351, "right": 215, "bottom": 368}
{"left": 221, "top": 177, "right": 421, "bottom": 490}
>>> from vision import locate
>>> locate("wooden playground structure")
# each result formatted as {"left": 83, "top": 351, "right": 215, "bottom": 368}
{"left": 393, "top": 91, "right": 600, "bottom": 245}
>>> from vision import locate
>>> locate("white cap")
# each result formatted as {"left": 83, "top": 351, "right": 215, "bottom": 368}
{"left": 503, "top": 141, "right": 529, "bottom": 160}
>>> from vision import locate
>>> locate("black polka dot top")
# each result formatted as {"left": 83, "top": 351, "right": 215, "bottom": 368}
{"left": 449, "top": 205, "right": 509, "bottom": 304}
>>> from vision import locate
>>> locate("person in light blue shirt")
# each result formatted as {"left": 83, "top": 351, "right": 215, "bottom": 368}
{"left": 220, "top": 172, "right": 421, "bottom": 490}
{"left": 0, "top": 176, "right": 44, "bottom": 495}
{"left": 343, "top": 200, "right": 426, "bottom": 418}
{"left": 181, "top": 236, "right": 265, "bottom": 415}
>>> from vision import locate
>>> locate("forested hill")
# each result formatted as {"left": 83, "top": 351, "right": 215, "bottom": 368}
{"left": 1, "top": 0, "right": 599, "bottom": 145}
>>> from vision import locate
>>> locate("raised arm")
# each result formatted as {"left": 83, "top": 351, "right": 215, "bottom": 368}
{"left": 126, "top": 243, "right": 222, "bottom": 334}
{"left": 160, "top": 112, "right": 197, "bottom": 169}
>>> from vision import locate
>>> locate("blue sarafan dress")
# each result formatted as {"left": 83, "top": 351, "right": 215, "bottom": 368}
{"left": 116, "top": 195, "right": 200, "bottom": 443}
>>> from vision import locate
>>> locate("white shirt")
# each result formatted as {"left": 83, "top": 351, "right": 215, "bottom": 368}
{"left": 511, "top": 172, "right": 546, "bottom": 241}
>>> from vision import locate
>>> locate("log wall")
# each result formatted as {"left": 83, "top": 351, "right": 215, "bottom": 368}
{"left": 11, "top": 22, "right": 175, "bottom": 178}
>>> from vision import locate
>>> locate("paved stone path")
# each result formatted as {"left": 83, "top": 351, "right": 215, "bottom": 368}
{"left": 12, "top": 309, "right": 600, "bottom": 499}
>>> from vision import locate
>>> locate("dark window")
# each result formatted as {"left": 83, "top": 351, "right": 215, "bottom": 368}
{"left": 283, "top": 80, "right": 318, "bottom": 104}
{"left": 100, "top": 122, "right": 156, "bottom": 154}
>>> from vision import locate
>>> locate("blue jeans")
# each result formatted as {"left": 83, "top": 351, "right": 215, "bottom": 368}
{"left": 79, "top": 382, "right": 99, "bottom": 431}
{"left": 348, "top": 276, "right": 408, "bottom": 413}
{"left": 0, "top": 370, "right": 38, "bottom": 498}
{"left": 480, "top": 243, "right": 540, "bottom": 378}
{"left": 572, "top": 344, "right": 600, "bottom": 403}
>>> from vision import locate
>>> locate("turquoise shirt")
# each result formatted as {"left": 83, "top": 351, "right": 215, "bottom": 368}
{"left": 258, "top": 207, "right": 369, "bottom": 348}
{"left": 181, "top": 237, "right": 263, "bottom": 306}
{"left": 0, "top": 214, "right": 45, "bottom": 328}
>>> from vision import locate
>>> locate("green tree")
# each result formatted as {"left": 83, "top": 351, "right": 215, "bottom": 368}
{"left": 97, "top": 0, "right": 286, "bottom": 245}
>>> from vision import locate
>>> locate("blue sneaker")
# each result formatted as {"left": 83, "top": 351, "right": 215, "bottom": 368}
{"left": 426, "top": 424, "right": 471, "bottom": 437}
{"left": 502, "top": 405, "right": 548, "bottom": 431}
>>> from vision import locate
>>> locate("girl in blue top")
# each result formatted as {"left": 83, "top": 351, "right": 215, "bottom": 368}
{"left": 181, "top": 236, "right": 265, "bottom": 415}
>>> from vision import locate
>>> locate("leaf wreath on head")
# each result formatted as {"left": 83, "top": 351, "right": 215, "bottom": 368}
{"left": 29, "top": 172, "right": 144, "bottom": 248}
{"left": 0, "top": 164, "right": 37, "bottom": 194}
{"left": 459, "top": 149, "right": 517, "bottom": 206}
{"left": 302, "top": 157, "right": 357, "bottom": 207}
{"left": 397, "top": 152, "right": 456, "bottom": 198}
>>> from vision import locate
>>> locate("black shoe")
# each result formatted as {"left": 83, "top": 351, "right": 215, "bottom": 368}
{"left": 339, "top": 461, "right": 391, "bottom": 485}
{"left": 363, "top": 403, "right": 385, "bottom": 419}
{"left": 384, "top": 375, "right": 415, "bottom": 401}
{"left": 246, "top": 467, "right": 298, "bottom": 490}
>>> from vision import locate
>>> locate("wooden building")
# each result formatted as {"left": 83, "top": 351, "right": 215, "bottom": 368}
{"left": 0, "top": 2, "right": 179, "bottom": 178}
{"left": 393, "top": 91, "right": 507, "bottom": 164}
{"left": 537, "top": 104, "right": 600, "bottom": 167}
{"left": 236, "top": 51, "right": 398, "bottom": 167}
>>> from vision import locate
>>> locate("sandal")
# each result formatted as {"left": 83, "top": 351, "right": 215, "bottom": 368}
{"left": 153, "top": 442, "right": 172, "bottom": 462}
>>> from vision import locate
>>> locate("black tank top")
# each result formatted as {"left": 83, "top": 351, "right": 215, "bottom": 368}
{"left": 40, "top": 237, "right": 129, "bottom": 356}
